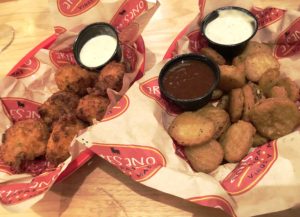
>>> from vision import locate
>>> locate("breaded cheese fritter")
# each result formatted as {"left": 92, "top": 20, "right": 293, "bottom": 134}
{"left": 46, "top": 115, "right": 87, "bottom": 165}
{"left": 1, "top": 119, "right": 49, "bottom": 169}
{"left": 55, "top": 64, "right": 96, "bottom": 96}
{"left": 184, "top": 140, "right": 224, "bottom": 173}
{"left": 38, "top": 91, "right": 80, "bottom": 127}
{"left": 76, "top": 94, "right": 110, "bottom": 124}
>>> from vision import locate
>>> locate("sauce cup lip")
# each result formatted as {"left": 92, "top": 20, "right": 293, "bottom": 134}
{"left": 73, "top": 22, "right": 121, "bottom": 71}
{"left": 201, "top": 6, "right": 258, "bottom": 47}
{"left": 158, "top": 53, "right": 220, "bottom": 104}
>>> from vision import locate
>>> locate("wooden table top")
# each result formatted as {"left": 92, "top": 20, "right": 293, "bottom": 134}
{"left": 0, "top": 0, "right": 300, "bottom": 216}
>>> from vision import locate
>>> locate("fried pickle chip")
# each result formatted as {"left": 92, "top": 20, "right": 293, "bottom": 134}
{"left": 211, "top": 89, "right": 223, "bottom": 100}
{"left": 258, "top": 69, "right": 280, "bottom": 97}
{"left": 218, "top": 65, "right": 246, "bottom": 92}
{"left": 229, "top": 88, "right": 244, "bottom": 122}
{"left": 38, "top": 91, "right": 80, "bottom": 127}
{"left": 1, "top": 119, "right": 49, "bottom": 169}
{"left": 245, "top": 52, "right": 280, "bottom": 82}
{"left": 253, "top": 133, "right": 269, "bottom": 147}
{"left": 239, "top": 41, "right": 272, "bottom": 61}
{"left": 269, "top": 86, "right": 288, "bottom": 98}
{"left": 276, "top": 77, "right": 300, "bottom": 101}
{"left": 216, "top": 94, "right": 229, "bottom": 110}
{"left": 46, "top": 115, "right": 87, "bottom": 165}
{"left": 199, "top": 47, "right": 226, "bottom": 65}
{"left": 250, "top": 98, "right": 300, "bottom": 140}
{"left": 242, "top": 84, "right": 256, "bottom": 121}
{"left": 55, "top": 64, "right": 96, "bottom": 96}
{"left": 76, "top": 95, "right": 110, "bottom": 124}
{"left": 220, "top": 120, "right": 256, "bottom": 163}
{"left": 168, "top": 112, "right": 216, "bottom": 146}
{"left": 184, "top": 140, "right": 224, "bottom": 173}
{"left": 197, "top": 106, "right": 230, "bottom": 139}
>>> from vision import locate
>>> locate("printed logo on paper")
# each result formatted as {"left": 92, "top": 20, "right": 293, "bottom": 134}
{"left": 0, "top": 164, "right": 62, "bottom": 205}
{"left": 189, "top": 195, "right": 236, "bottom": 217}
{"left": 102, "top": 95, "right": 130, "bottom": 122}
{"left": 187, "top": 30, "right": 208, "bottom": 53}
{"left": 57, "top": 0, "right": 99, "bottom": 17}
{"left": 110, "top": 0, "right": 148, "bottom": 33}
{"left": 1, "top": 97, "right": 41, "bottom": 123}
{"left": 122, "top": 44, "right": 138, "bottom": 71}
{"left": 274, "top": 17, "right": 300, "bottom": 58}
{"left": 251, "top": 7, "right": 285, "bottom": 29}
{"left": 118, "top": 22, "right": 140, "bottom": 43}
{"left": 54, "top": 26, "right": 67, "bottom": 35}
{"left": 139, "top": 77, "right": 181, "bottom": 116}
{"left": 221, "top": 141, "right": 278, "bottom": 195}
{"left": 49, "top": 47, "right": 76, "bottom": 67}
{"left": 9, "top": 57, "right": 40, "bottom": 79}
{"left": 90, "top": 144, "right": 166, "bottom": 182}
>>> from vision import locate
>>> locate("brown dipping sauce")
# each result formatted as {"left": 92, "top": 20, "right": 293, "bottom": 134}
{"left": 162, "top": 59, "right": 215, "bottom": 99}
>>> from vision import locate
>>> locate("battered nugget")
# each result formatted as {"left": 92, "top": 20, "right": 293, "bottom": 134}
{"left": 184, "top": 140, "right": 224, "bottom": 173}
{"left": 269, "top": 86, "right": 288, "bottom": 98}
{"left": 197, "top": 106, "right": 230, "bottom": 139}
{"left": 76, "top": 94, "right": 110, "bottom": 124}
{"left": 258, "top": 69, "right": 280, "bottom": 97}
{"left": 55, "top": 64, "right": 96, "bottom": 96}
{"left": 93, "top": 61, "right": 126, "bottom": 96}
{"left": 220, "top": 120, "right": 256, "bottom": 163}
{"left": 218, "top": 65, "right": 246, "bottom": 92}
{"left": 38, "top": 91, "right": 80, "bottom": 127}
{"left": 276, "top": 77, "right": 300, "bottom": 101}
{"left": 249, "top": 98, "right": 300, "bottom": 140}
{"left": 46, "top": 115, "right": 87, "bottom": 165}
{"left": 199, "top": 47, "right": 226, "bottom": 65}
{"left": 229, "top": 88, "right": 244, "bottom": 122}
{"left": 242, "top": 84, "right": 255, "bottom": 121}
{"left": 1, "top": 119, "right": 49, "bottom": 169}
{"left": 245, "top": 52, "right": 280, "bottom": 82}
{"left": 168, "top": 112, "right": 216, "bottom": 146}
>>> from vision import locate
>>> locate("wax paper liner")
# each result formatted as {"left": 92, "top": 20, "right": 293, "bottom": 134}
{"left": 77, "top": 1, "right": 300, "bottom": 216}
{"left": 0, "top": 0, "right": 159, "bottom": 211}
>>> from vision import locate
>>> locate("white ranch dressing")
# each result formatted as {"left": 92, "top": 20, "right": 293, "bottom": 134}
{"left": 80, "top": 35, "right": 117, "bottom": 67}
{"left": 205, "top": 9, "right": 255, "bottom": 45}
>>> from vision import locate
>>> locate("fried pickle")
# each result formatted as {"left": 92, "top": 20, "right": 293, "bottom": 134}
{"left": 197, "top": 106, "right": 230, "bottom": 139}
{"left": 245, "top": 52, "right": 280, "bottom": 82}
{"left": 269, "top": 86, "right": 288, "bottom": 98}
{"left": 276, "top": 77, "right": 300, "bottom": 101}
{"left": 55, "top": 64, "right": 95, "bottom": 96}
{"left": 199, "top": 47, "right": 226, "bottom": 65}
{"left": 242, "top": 84, "right": 256, "bottom": 121}
{"left": 46, "top": 115, "right": 87, "bottom": 165}
{"left": 229, "top": 88, "right": 244, "bottom": 122}
{"left": 1, "top": 119, "right": 49, "bottom": 169}
{"left": 258, "top": 69, "right": 280, "bottom": 97}
{"left": 220, "top": 120, "right": 256, "bottom": 163}
{"left": 253, "top": 133, "right": 269, "bottom": 147}
{"left": 76, "top": 94, "right": 110, "bottom": 124}
{"left": 218, "top": 65, "right": 246, "bottom": 92}
{"left": 38, "top": 91, "right": 80, "bottom": 127}
{"left": 184, "top": 140, "right": 224, "bottom": 173}
{"left": 211, "top": 89, "right": 223, "bottom": 100}
{"left": 239, "top": 41, "right": 272, "bottom": 61}
{"left": 168, "top": 112, "right": 216, "bottom": 146}
{"left": 216, "top": 94, "right": 229, "bottom": 110}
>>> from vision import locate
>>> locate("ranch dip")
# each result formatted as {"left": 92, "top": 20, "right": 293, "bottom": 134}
{"left": 204, "top": 9, "right": 255, "bottom": 45}
{"left": 79, "top": 35, "right": 117, "bottom": 67}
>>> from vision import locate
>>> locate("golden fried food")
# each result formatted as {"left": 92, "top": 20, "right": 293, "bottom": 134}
{"left": 197, "top": 106, "right": 230, "bottom": 139}
{"left": 250, "top": 98, "right": 300, "bottom": 140}
{"left": 220, "top": 120, "right": 256, "bottom": 163}
{"left": 211, "top": 89, "right": 223, "bottom": 100}
{"left": 269, "top": 86, "right": 288, "bottom": 98}
{"left": 276, "top": 77, "right": 300, "bottom": 101}
{"left": 216, "top": 94, "right": 229, "bottom": 110}
{"left": 199, "top": 47, "right": 226, "bottom": 65}
{"left": 253, "top": 133, "right": 268, "bottom": 147}
{"left": 38, "top": 91, "right": 80, "bottom": 127}
{"left": 168, "top": 112, "right": 216, "bottom": 146}
{"left": 76, "top": 94, "right": 110, "bottom": 124}
{"left": 55, "top": 64, "right": 96, "bottom": 96}
{"left": 93, "top": 61, "right": 126, "bottom": 96}
{"left": 239, "top": 41, "right": 272, "bottom": 61}
{"left": 242, "top": 84, "right": 255, "bottom": 121}
{"left": 229, "top": 88, "right": 244, "bottom": 122}
{"left": 1, "top": 119, "right": 49, "bottom": 169}
{"left": 218, "top": 65, "right": 246, "bottom": 92}
{"left": 184, "top": 140, "right": 224, "bottom": 173}
{"left": 46, "top": 115, "right": 87, "bottom": 165}
{"left": 258, "top": 69, "right": 280, "bottom": 97}
{"left": 245, "top": 52, "right": 280, "bottom": 82}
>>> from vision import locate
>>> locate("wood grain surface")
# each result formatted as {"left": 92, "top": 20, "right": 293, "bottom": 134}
{"left": 0, "top": 0, "right": 300, "bottom": 216}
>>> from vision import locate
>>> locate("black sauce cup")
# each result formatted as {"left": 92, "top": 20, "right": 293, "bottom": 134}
{"left": 158, "top": 54, "right": 220, "bottom": 111}
{"left": 73, "top": 22, "right": 122, "bottom": 71}
{"left": 201, "top": 6, "right": 258, "bottom": 61}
